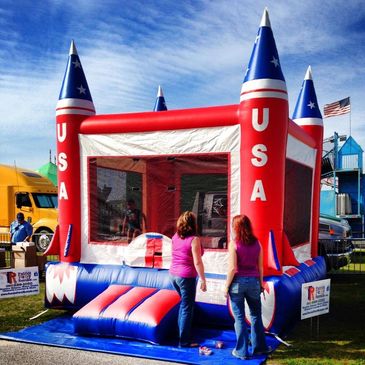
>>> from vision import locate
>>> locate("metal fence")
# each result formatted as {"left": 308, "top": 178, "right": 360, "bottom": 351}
{"left": 336, "top": 239, "right": 365, "bottom": 274}
{"left": 1, "top": 233, "right": 363, "bottom": 274}
{"left": 318, "top": 237, "right": 364, "bottom": 273}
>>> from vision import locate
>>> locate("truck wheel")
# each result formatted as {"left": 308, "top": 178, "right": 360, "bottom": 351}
{"left": 34, "top": 229, "right": 53, "bottom": 252}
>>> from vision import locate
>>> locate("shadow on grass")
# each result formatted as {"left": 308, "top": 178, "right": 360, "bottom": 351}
{"left": 268, "top": 274, "right": 365, "bottom": 365}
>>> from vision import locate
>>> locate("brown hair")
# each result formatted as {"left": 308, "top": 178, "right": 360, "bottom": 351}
{"left": 232, "top": 215, "right": 257, "bottom": 245}
{"left": 177, "top": 211, "right": 197, "bottom": 239}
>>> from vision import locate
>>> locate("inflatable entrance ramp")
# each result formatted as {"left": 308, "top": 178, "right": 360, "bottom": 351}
{"left": 73, "top": 284, "right": 180, "bottom": 344}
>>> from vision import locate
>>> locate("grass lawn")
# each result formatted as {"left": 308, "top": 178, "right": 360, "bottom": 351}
{"left": 0, "top": 275, "right": 364, "bottom": 364}
{"left": 268, "top": 274, "right": 365, "bottom": 365}
{"left": 0, "top": 282, "right": 67, "bottom": 333}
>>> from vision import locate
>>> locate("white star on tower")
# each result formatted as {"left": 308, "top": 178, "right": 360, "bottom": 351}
{"left": 72, "top": 59, "right": 81, "bottom": 68}
{"left": 77, "top": 85, "right": 86, "bottom": 94}
{"left": 255, "top": 34, "right": 260, "bottom": 44}
{"left": 270, "top": 56, "right": 279, "bottom": 67}
{"left": 308, "top": 101, "right": 316, "bottom": 109}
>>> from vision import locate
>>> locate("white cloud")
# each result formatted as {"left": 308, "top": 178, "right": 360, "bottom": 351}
{"left": 0, "top": 0, "right": 364, "bottom": 169}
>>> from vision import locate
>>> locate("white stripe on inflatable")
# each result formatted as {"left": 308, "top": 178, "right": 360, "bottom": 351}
{"left": 57, "top": 98, "right": 95, "bottom": 109}
{"left": 240, "top": 91, "right": 288, "bottom": 101}
{"left": 286, "top": 134, "right": 316, "bottom": 168}
{"left": 56, "top": 108, "right": 95, "bottom": 116}
{"left": 240, "top": 78, "right": 287, "bottom": 93}
{"left": 293, "top": 117, "right": 323, "bottom": 127}
{"left": 56, "top": 98, "right": 95, "bottom": 116}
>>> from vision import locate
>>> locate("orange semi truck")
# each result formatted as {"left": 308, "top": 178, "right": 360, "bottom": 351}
{"left": 0, "top": 164, "right": 58, "bottom": 251}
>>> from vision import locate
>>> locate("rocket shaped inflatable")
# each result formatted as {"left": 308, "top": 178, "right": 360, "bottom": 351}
{"left": 239, "top": 8, "right": 288, "bottom": 275}
{"left": 292, "top": 66, "right": 323, "bottom": 257}
{"left": 55, "top": 41, "right": 95, "bottom": 262}
{"left": 44, "top": 9, "right": 328, "bottom": 343}
{"left": 154, "top": 85, "right": 168, "bottom": 111}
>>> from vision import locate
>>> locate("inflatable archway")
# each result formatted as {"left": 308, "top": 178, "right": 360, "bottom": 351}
{"left": 45, "top": 9, "right": 326, "bottom": 342}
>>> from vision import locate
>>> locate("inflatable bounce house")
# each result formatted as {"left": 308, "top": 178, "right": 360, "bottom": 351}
{"left": 45, "top": 8, "right": 326, "bottom": 345}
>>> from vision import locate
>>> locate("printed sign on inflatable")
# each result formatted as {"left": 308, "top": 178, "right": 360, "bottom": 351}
{"left": 45, "top": 9, "right": 326, "bottom": 343}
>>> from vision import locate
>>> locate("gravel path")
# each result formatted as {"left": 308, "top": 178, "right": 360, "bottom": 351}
{"left": 0, "top": 340, "right": 179, "bottom": 365}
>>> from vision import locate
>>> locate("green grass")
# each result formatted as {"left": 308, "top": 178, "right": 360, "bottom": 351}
{"left": 0, "top": 282, "right": 67, "bottom": 332}
{"left": 0, "top": 276, "right": 364, "bottom": 364}
{"left": 268, "top": 274, "right": 365, "bottom": 365}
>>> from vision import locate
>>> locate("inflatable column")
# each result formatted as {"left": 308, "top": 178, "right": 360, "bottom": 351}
{"left": 153, "top": 85, "right": 167, "bottom": 111}
{"left": 292, "top": 66, "right": 323, "bottom": 257}
{"left": 239, "top": 8, "right": 288, "bottom": 275}
{"left": 56, "top": 41, "right": 95, "bottom": 262}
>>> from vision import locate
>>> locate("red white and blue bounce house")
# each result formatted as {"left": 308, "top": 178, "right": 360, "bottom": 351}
{"left": 42, "top": 8, "right": 326, "bottom": 364}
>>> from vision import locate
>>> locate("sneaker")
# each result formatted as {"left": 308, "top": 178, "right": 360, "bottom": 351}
{"left": 253, "top": 346, "right": 273, "bottom": 355}
{"left": 199, "top": 346, "right": 213, "bottom": 356}
{"left": 232, "top": 349, "right": 249, "bottom": 360}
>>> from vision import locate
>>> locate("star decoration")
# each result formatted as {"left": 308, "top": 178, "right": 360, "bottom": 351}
{"left": 270, "top": 56, "right": 279, "bottom": 67}
{"left": 77, "top": 85, "right": 86, "bottom": 94}
{"left": 255, "top": 34, "right": 260, "bottom": 44}
{"left": 308, "top": 101, "right": 316, "bottom": 109}
{"left": 72, "top": 59, "right": 81, "bottom": 68}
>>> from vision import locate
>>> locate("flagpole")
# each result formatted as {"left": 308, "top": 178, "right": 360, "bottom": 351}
{"left": 349, "top": 96, "right": 351, "bottom": 137}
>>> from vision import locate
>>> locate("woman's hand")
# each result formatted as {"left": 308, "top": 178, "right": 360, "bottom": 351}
{"left": 200, "top": 279, "right": 207, "bottom": 292}
{"left": 223, "top": 285, "right": 229, "bottom": 298}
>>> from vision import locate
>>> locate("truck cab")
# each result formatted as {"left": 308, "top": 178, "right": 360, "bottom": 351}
{"left": 318, "top": 214, "right": 353, "bottom": 270}
{"left": 0, "top": 164, "right": 58, "bottom": 252}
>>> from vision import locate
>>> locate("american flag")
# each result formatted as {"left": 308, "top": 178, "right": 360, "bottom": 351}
{"left": 323, "top": 97, "right": 350, "bottom": 118}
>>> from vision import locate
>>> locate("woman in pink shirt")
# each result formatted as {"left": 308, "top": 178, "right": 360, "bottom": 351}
{"left": 169, "top": 211, "right": 207, "bottom": 347}
{"left": 224, "top": 215, "right": 271, "bottom": 359}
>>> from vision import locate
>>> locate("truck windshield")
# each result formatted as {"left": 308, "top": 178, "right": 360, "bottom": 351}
{"left": 32, "top": 193, "right": 58, "bottom": 208}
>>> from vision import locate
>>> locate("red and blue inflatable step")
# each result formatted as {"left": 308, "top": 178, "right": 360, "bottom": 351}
{"left": 73, "top": 284, "right": 181, "bottom": 344}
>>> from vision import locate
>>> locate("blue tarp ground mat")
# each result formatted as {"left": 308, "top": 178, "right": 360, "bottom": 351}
{"left": 0, "top": 315, "right": 280, "bottom": 364}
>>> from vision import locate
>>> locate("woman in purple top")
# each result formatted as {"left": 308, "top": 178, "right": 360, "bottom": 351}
{"left": 169, "top": 211, "right": 207, "bottom": 347}
{"left": 224, "top": 215, "right": 270, "bottom": 359}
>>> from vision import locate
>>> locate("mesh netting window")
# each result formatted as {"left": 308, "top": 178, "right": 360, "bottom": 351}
{"left": 284, "top": 158, "right": 313, "bottom": 246}
{"left": 89, "top": 158, "right": 143, "bottom": 244}
{"left": 88, "top": 154, "right": 228, "bottom": 249}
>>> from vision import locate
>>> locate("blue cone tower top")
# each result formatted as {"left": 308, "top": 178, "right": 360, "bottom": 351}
{"left": 57, "top": 41, "right": 95, "bottom": 116}
{"left": 153, "top": 85, "right": 167, "bottom": 111}
{"left": 243, "top": 8, "right": 285, "bottom": 84}
{"left": 292, "top": 66, "right": 322, "bottom": 120}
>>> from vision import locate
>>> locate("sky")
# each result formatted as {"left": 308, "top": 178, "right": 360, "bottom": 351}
{"left": 1, "top": 0, "right": 364, "bottom": 170}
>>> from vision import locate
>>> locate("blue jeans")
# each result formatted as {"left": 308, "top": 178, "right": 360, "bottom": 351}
{"left": 170, "top": 275, "right": 197, "bottom": 346}
{"left": 229, "top": 276, "right": 268, "bottom": 357}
